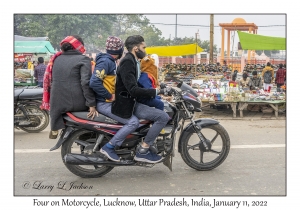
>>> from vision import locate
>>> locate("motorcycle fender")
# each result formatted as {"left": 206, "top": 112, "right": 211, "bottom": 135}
{"left": 49, "top": 127, "right": 75, "bottom": 151}
{"left": 177, "top": 118, "right": 219, "bottom": 153}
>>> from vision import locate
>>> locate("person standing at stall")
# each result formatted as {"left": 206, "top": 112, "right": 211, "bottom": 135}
{"left": 34, "top": 57, "right": 47, "bottom": 88}
{"left": 275, "top": 63, "right": 286, "bottom": 92}
{"left": 261, "top": 62, "right": 274, "bottom": 92}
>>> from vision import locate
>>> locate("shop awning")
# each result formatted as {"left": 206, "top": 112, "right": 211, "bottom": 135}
{"left": 237, "top": 31, "right": 286, "bottom": 50}
{"left": 14, "top": 41, "right": 56, "bottom": 54}
{"left": 146, "top": 43, "right": 203, "bottom": 56}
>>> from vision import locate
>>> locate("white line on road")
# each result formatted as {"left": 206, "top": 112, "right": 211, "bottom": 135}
{"left": 15, "top": 149, "right": 60, "bottom": 153}
{"left": 14, "top": 144, "right": 285, "bottom": 153}
{"left": 231, "top": 144, "right": 285, "bottom": 149}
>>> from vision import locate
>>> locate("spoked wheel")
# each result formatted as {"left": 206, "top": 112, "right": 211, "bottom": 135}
{"left": 61, "top": 130, "right": 114, "bottom": 178}
{"left": 180, "top": 124, "right": 230, "bottom": 171}
{"left": 17, "top": 105, "right": 49, "bottom": 133}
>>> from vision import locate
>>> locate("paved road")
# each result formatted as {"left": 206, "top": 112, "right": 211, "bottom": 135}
{"left": 14, "top": 118, "right": 286, "bottom": 196}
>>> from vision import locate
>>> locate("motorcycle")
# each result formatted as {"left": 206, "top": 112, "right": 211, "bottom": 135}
{"left": 14, "top": 87, "right": 49, "bottom": 133}
{"left": 50, "top": 81, "right": 230, "bottom": 178}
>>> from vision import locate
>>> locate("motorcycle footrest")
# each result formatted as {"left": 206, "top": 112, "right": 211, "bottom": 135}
{"left": 135, "top": 161, "right": 155, "bottom": 167}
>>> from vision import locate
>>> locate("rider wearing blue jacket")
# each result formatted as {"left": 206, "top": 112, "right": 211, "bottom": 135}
{"left": 90, "top": 53, "right": 117, "bottom": 102}
{"left": 89, "top": 36, "right": 140, "bottom": 162}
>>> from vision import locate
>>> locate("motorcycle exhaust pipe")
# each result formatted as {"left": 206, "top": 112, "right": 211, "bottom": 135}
{"left": 14, "top": 115, "right": 27, "bottom": 122}
{"left": 64, "top": 153, "right": 135, "bottom": 166}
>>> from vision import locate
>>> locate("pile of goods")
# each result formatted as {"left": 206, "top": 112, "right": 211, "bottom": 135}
{"left": 162, "top": 62, "right": 232, "bottom": 85}
{"left": 14, "top": 69, "right": 33, "bottom": 83}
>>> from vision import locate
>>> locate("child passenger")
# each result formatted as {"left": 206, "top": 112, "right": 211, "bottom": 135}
{"left": 137, "top": 55, "right": 164, "bottom": 111}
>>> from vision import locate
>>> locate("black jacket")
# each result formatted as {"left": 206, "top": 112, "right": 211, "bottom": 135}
{"left": 50, "top": 50, "right": 96, "bottom": 130}
{"left": 111, "top": 52, "right": 156, "bottom": 118}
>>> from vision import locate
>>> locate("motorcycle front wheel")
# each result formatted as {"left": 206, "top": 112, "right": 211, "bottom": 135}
{"left": 179, "top": 124, "right": 230, "bottom": 171}
{"left": 61, "top": 130, "right": 114, "bottom": 178}
{"left": 17, "top": 105, "right": 49, "bottom": 133}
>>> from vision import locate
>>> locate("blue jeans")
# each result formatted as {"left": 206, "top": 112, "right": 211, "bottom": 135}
{"left": 96, "top": 102, "right": 139, "bottom": 147}
{"left": 97, "top": 102, "right": 169, "bottom": 147}
{"left": 37, "top": 82, "right": 43, "bottom": 88}
{"left": 133, "top": 102, "right": 169, "bottom": 146}
{"left": 137, "top": 98, "right": 164, "bottom": 111}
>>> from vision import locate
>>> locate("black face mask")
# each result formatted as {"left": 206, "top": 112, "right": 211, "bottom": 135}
{"left": 136, "top": 49, "right": 146, "bottom": 59}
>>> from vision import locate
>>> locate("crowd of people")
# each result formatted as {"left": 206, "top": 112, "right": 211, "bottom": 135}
{"left": 40, "top": 34, "right": 169, "bottom": 164}
{"left": 231, "top": 62, "right": 286, "bottom": 92}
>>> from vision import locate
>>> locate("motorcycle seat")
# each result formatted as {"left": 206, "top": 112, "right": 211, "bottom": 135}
{"left": 70, "top": 112, "right": 150, "bottom": 125}
{"left": 14, "top": 89, "right": 24, "bottom": 101}
{"left": 19, "top": 89, "right": 43, "bottom": 100}
{"left": 70, "top": 112, "right": 121, "bottom": 124}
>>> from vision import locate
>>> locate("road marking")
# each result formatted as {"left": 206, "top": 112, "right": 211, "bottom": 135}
{"left": 15, "top": 149, "right": 60, "bottom": 153}
{"left": 230, "top": 144, "right": 285, "bottom": 149}
{"left": 14, "top": 144, "right": 285, "bottom": 153}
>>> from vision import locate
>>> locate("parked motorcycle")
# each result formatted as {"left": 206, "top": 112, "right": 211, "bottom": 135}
{"left": 50, "top": 81, "right": 230, "bottom": 178}
{"left": 14, "top": 87, "right": 49, "bottom": 133}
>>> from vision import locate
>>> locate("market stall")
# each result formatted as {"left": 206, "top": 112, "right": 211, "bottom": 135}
{"left": 238, "top": 100, "right": 285, "bottom": 118}
{"left": 189, "top": 75, "right": 286, "bottom": 119}
{"left": 191, "top": 31, "right": 286, "bottom": 118}
{"left": 14, "top": 40, "right": 56, "bottom": 86}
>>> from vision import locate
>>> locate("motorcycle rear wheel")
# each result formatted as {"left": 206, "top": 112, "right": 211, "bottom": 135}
{"left": 61, "top": 130, "right": 114, "bottom": 178}
{"left": 180, "top": 124, "right": 230, "bottom": 171}
{"left": 17, "top": 105, "right": 49, "bottom": 133}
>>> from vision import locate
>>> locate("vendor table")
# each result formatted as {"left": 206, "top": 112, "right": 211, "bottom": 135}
{"left": 14, "top": 78, "right": 37, "bottom": 86}
{"left": 238, "top": 100, "right": 286, "bottom": 119}
{"left": 207, "top": 101, "right": 238, "bottom": 118}
{"left": 205, "top": 100, "right": 285, "bottom": 119}
{"left": 14, "top": 82, "right": 37, "bottom": 86}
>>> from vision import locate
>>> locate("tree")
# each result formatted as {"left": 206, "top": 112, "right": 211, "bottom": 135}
{"left": 45, "top": 14, "right": 117, "bottom": 52}
{"left": 14, "top": 14, "right": 169, "bottom": 53}
{"left": 111, "top": 15, "right": 169, "bottom": 47}
{"left": 199, "top": 40, "right": 217, "bottom": 53}
{"left": 14, "top": 14, "right": 117, "bottom": 52}
{"left": 14, "top": 14, "right": 218, "bottom": 55}
{"left": 14, "top": 14, "right": 48, "bottom": 37}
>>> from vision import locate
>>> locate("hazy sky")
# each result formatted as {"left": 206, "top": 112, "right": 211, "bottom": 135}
{"left": 144, "top": 14, "right": 286, "bottom": 50}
